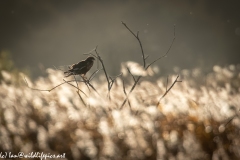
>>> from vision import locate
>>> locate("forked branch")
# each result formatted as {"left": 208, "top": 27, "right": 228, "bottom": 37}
{"left": 122, "top": 21, "right": 146, "bottom": 68}
{"left": 120, "top": 22, "right": 178, "bottom": 108}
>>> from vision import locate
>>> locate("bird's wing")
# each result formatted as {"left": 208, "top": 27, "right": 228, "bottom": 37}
{"left": 71, "top": 60, "right": 87, "bottom": 71}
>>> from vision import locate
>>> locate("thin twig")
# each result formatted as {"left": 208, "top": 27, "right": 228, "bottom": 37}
{"left": 145, "top": 25, "right": 176, "bottom": 70}
{"left": 106, "top": 73, "right": 123, "bottom": 100}
{"left": 82, "top": 76, "right": 91, "bottom": 92}
{"left": 109, "top": 73, "right": 123, "bottom": 90}
{"left": 73, "top": 73, "right": 87, "bottom": 108}
{"left": 122, "top": 21, "right": 146, "bottom": 68}
{"left": 73, "top": 75, "right": 79, "bottom": 88}
{"left": 23, "top": 76, "right": 87, "bottom": 96}
{"left": 62, "top": 79, "right": 88, "bottom": 97}
{"left": 224, "top": 116, "right": 235, "bottom": 127}
{"left": 127, "top": 67, "right": 136, "bottom": 83}
{"left": 121, "top": 77, "right": 127, "bottom": 96}
{"left": 77, "top": 90, "right": 86, "bottom": 107}
{"left": 89, "top": 68, "right": 103, "bottom": 81}
{"left": 84, "top": 47, "right": 111, "bottom": 90}
{"left": 157, "top": 75, "right": 181, "bottom": 106}
{"left": 166, "top": 76, "right": 169, "bottom": 92}
{"left": 85, "top": 79, "right": 101, "bottom": 97}
{"left": 120, "top": 76, "right": 142, "bottom": 109}
{"left": 94, "top": 47, "right": 111, "bottom": 90}
{"left": 121, "top": 76, "right": 132, "bottom": 109}
{"left": 224, "top": 109, "right": 240, "bottom": 127}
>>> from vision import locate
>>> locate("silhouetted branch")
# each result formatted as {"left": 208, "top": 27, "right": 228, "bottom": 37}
{"left": 120, "top": 22, "right": 177, "bottom": 109}
{"left": 122, "top": 21, "right": 146, "bottom": 68}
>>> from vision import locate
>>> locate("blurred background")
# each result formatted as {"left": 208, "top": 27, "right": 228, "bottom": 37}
{"left": 0, "top": 0, "right": 240, "bottom": 78}
{"left": 1, "top": 1, "right": 240, "bottom": 159}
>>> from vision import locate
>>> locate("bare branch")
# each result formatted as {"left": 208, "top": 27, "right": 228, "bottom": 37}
{"left": 73, "top": 75, "right": 79, "bottom": 89}
{"left": 122, "top": 21, "right": 146, "bottom": 68}
{"left": 157, "top": 75, "right": 182, "bottom": 106}
{"left": 121, "top": 77, "right": 127, "bottom": 96}
{"left": 107, "top": 73, "right": 123, "bottom": 100}
{"left": 127, "top": 67, "right": 136, "bottom": 83}
{"left": 84, "top": 46, "right": 122, "bottom": 97}
{"left": 144, "top": 55, "right": 149, "bottom": 60}
{"left": 24, "top": 76, "right": 81, "bottom": 92}
{"left": 120, "top": 22, "right": 178, "bottom": 109}
{"left": 120, "top": 76, "right": 142, "bottom": 109}
{"left": 120, "top": 21, "right": 148, "bottom": 108}
{"left": 83, "top": 78, "right": 100, "bottom": 96}
{"left": 72, "top": 74, "right": 88, "bottom": 108}
{"left": 76, "top": 90, "right": 86, "bottom": 107}
{"left": 84, "top": 46, "right": 111, "bottom": 91}
{"left": 62, "top": 79, "right": 88, "bottom": 97}
{"left": 23, "top": 77, "right": 51, "bottom": 92}
{"left": 166, "top": 76, "right": 169, "bottom": 92}
{"left": 94, "top": 48, "right": 111, "bottom": 90}
{"left": 108, "top": 72, "right": 123, "bottom": 90}
{"left": 23, "top": 75, "right": 89, "bottom": 98}
{"left": 224, "top": 115, "right": 236, "bottom": 127}
{"left": 121, "top": 76, "right": 132, "bottom": 109}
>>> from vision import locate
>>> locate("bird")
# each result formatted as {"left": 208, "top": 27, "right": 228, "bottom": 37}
{"left": 64, "top": 56, "right": 95, "bottom": 77}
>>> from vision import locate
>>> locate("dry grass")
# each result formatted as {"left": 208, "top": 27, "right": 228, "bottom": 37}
{"left": 0, "top": 63, "right": 240, "bottom": 160}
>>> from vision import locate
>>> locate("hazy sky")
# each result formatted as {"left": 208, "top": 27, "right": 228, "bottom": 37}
{"left": 1, "top": 0, "right": 240, "bottom": 78}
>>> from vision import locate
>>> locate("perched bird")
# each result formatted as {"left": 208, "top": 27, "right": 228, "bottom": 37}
{"left": 64, "top": 56, "right": 95, "bottom": 77}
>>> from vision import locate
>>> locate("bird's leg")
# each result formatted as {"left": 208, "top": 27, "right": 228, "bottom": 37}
{"left": 81, "top": 75, "right": 90, "bottom": 91}
{"left": 81, "top": 75, "right": 89, "bottom": 82}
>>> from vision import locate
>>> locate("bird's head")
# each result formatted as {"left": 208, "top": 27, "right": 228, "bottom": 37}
{"left": 86, "top": 56, "right": 95, "bottom": 62}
